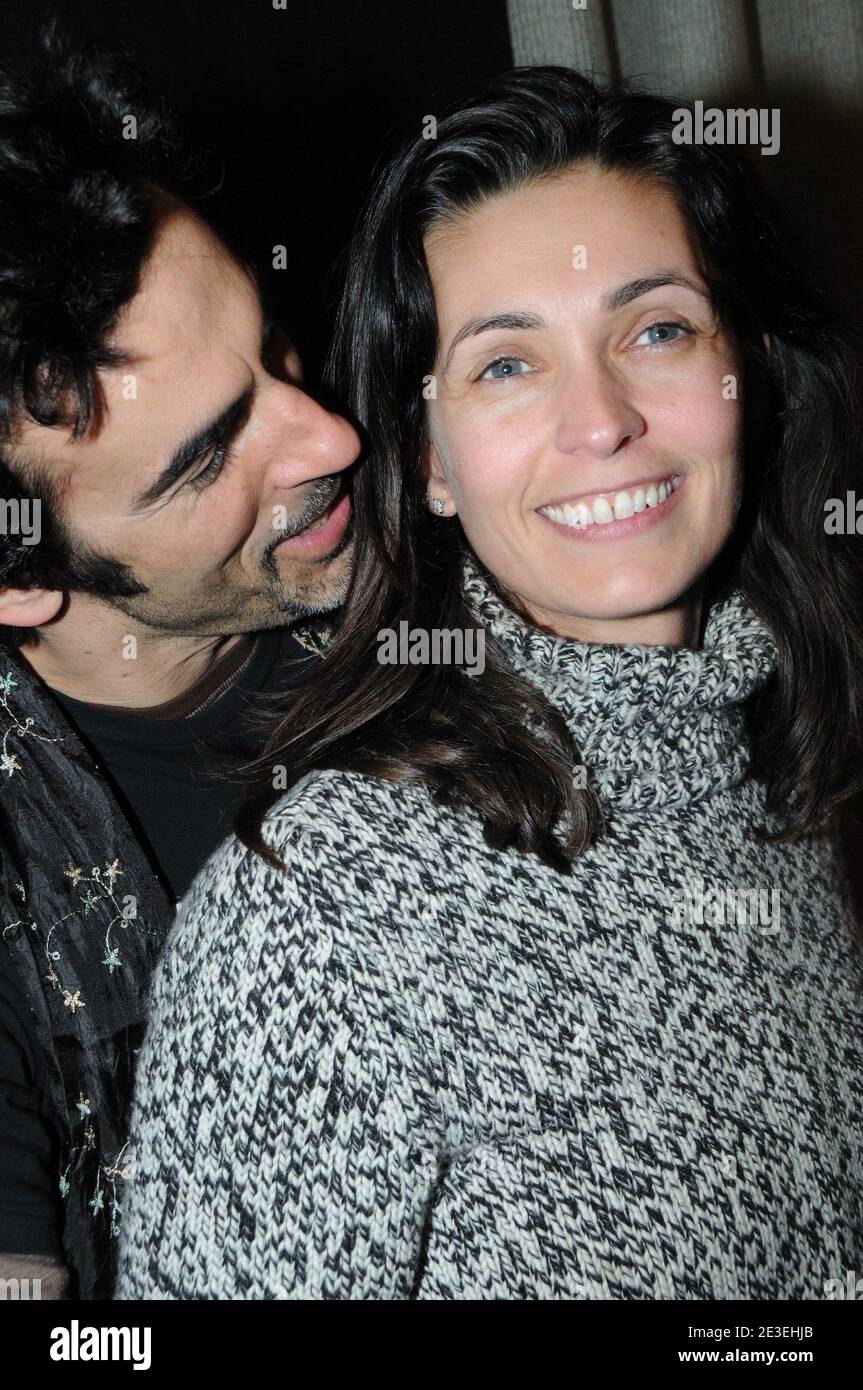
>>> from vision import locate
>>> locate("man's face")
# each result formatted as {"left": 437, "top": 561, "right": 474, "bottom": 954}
{"left": 424, "top": 164, "right": 744, "bottom": 633}
{"left": 18, "top": 201, "right": 359, "bottom": 636}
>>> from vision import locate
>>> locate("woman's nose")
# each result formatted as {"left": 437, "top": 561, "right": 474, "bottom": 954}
{"left": 554, "top": 367, "right": 646, "bottom": 458}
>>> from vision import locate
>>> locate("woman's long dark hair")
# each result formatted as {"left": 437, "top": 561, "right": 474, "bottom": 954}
{"left": 237, "top": 66, "right": 863, "bottom": 872}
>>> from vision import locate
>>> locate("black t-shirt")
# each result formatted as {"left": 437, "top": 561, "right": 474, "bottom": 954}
{"left": 0, "top": 623, "right": 321, "bottom": 1257}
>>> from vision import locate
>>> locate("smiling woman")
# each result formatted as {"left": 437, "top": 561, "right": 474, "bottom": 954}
{"left": 421, "top": 166, "right": 744, "bottom": 641}
{"left": 115, "top": 67, "right": 863, "bottom": 1302}
{"left": 239, "top": 63, "right": 863, "bottom": 856}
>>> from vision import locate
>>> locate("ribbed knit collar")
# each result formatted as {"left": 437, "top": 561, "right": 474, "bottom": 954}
{"left": 461, "top": 552, "right": 778, "bottom": 814}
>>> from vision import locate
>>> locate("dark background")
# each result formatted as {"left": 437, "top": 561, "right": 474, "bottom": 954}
{"left": 2, "top": 3, "right": 861, "bottom": 368}
{"left": 0, "top": 0, "right": 513, "bottom": 376}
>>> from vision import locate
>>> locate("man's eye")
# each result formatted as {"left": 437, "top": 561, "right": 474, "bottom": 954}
{"left": 479, "top": 355, "right": 533, "bottom": 381}
{"left": 188, "top": 440, "right": 231, "bottom": 491}
{"left": 632, "top": 321, "right": 691, "bottom": 347}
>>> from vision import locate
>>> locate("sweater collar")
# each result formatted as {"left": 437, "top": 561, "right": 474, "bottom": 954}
{"left": 461, "top": 551, "right": 778, "bottom": 814}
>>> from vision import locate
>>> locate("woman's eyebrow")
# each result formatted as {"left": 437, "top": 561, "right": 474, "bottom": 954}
{"left": 442, "top": 274, "right": 710, "bottom": 372}
{"left": 443, "top": 312, "right": 544, "bottom": 372}
{"left": 600, "top": 272, "right": 708, "bottom": 312}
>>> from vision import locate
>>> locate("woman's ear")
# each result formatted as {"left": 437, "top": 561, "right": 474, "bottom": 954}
{"left": 0, "top": 586, "right": 64, "bottom": 628}
{"left": 421, "top": 442, "right": 457, "bottom": 517}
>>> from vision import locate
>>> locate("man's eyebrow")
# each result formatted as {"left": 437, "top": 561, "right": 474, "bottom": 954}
{"left": 443, "top": 312, "right": 544, "bottom": 373}
{"left": 600, "top": 272, "right": 709, "bottom": 313}
{"left": 131, "top": 384, "right": 254, "bottom": 511}
{"left": 130, "top": 303, "right": 273, "bottom": 511}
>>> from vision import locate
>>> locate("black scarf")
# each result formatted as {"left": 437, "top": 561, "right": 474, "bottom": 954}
{"left": 0, "top": 644, "right": 173, "bottom": 1299}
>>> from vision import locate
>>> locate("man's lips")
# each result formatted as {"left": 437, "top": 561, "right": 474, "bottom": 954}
{"left": 272, "top": 489, "right": 352, "bottom": 556}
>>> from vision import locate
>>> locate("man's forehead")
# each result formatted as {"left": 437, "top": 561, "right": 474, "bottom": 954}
{"left": 15, "top": 199, "right": 280, "bottom": 496}
{"left": 15, "top": 209, "right": 261, "bottom": 483}
{"left": 109, "top": 203, "right": 258, "bottom": 365}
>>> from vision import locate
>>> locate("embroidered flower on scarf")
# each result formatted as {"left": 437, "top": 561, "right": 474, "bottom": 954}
{"left": 1, "top": 655, "right": 171, "bottom": 1293}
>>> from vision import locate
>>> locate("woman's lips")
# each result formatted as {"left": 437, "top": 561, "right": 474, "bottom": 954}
{"left": 536, "top": 474, "right": 686, "bottom": 542}
{"left": 273, "top": 489, "right": 352, "bottom": 557}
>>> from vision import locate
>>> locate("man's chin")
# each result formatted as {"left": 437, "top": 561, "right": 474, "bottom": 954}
{"left": 98, "top": 567, "right": 348, "bottom": 638}
{"left": 268, "top": 538, "right": 353, "bottom": 614}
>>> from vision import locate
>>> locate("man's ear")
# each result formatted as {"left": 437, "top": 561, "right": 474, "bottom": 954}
{"left": 0, "top": 587, "right": 63, "bottom": 628}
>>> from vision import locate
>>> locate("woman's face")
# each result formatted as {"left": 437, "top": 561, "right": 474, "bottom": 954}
{"left": 423, "top": 164, "right": 745, "bottom": 642}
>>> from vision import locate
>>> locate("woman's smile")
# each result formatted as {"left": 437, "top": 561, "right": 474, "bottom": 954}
{"left": 536, "top": 472, "right": 686, "bottom": 541}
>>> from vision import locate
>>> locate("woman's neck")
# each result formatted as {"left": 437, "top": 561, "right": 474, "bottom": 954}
{"left": 517, "top": 577, "right": 706, "bottom": 650}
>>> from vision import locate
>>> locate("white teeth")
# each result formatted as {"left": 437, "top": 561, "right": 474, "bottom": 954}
{"left": 564, "top": 501, "right": 592, "bottom": 528}
{"left": 613, "top": 491, "right": 634, "bottom": 520}
{"left": 539, "top": 475, "right": 680, "bottom": 530}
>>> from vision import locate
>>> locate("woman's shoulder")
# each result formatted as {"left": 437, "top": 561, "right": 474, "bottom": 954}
{"left": 141, "top": 768, "right": 462, "bottom": 1067}
{"left": 267, "top": 766, "right": 397, "bottom": 841}
{"left": 171, "top": 769, "right": 433, "bottom": 940}
{"left": 263, "top": 765, "right": 476, "bottom": 862}
{"left": 145, "top": 784, "right": 356, "bottom": 1022}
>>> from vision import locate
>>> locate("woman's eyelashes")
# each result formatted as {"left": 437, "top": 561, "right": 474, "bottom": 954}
{"left": 631, "top": 319, "right": 694, "bottom": 349}
{"left": 474, "top": 321, "right": 695, "bottom": 384}
{"left": 477, "top": 354, "right": 536, "bottom": 382}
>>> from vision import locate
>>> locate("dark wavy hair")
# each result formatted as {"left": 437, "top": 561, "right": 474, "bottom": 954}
{"left": 0, "top": 21, "right": 208, "bottom": 642}
{"left": 237, "top": 65, "right": 863, "bottom": 872}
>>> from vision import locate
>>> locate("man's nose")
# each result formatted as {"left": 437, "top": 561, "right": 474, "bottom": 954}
{"left": 554, "top": 363, "right": 645, "bottom": 458}
{"left": 263, "top": 382, "right": 360, "bottom": 488}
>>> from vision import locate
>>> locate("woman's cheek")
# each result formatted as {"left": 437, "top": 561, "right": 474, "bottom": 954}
{"left": 650, "top": 376, "right": 741, "bottom": 469}
{"left": 438, "top": 414, "right": 511, "bottom": 511}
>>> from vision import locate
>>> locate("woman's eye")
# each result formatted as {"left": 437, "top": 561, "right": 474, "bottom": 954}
{"left": 479, "top": 355, "right": 532, "bottom": 381}
{"left": 633, "top": 321, "right": 691, "bottom": 348}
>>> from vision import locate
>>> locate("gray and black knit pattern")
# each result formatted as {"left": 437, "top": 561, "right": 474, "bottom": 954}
{"left": 116, "top": 558, "right": 863, "bottom": 1299}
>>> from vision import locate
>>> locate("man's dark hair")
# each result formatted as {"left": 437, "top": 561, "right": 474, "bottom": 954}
{"left": 0, "top": 22, "right": 208, "bottom": 641}
{"left": 237, "top": 64, "right": 863, "bottom": 867}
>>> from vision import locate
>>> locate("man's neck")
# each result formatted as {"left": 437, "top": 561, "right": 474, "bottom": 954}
{"left": 18, "top": 598, "right": 246, "bottom": 709}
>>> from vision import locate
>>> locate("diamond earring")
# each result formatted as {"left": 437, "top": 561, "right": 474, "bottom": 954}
{"left": 430, "top": 497, "right": 445, "bottom": 516}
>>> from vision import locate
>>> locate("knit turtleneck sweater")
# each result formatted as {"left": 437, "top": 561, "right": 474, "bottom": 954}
{"left": 115, "top": 560, "right": 863, "bottom": 1300}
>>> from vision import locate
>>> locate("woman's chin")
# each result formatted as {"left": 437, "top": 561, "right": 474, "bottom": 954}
{"left": 509, "top": 564, "right": 702, "bottom": 644}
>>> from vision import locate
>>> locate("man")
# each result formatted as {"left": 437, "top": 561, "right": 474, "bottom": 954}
{"left": 0, "top": 28, "right": 359, "bottom": 1297}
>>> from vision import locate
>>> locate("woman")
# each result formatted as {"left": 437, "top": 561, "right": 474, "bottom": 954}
{"left": 115, "top": 68, "right": 863, "bottom": 1300}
